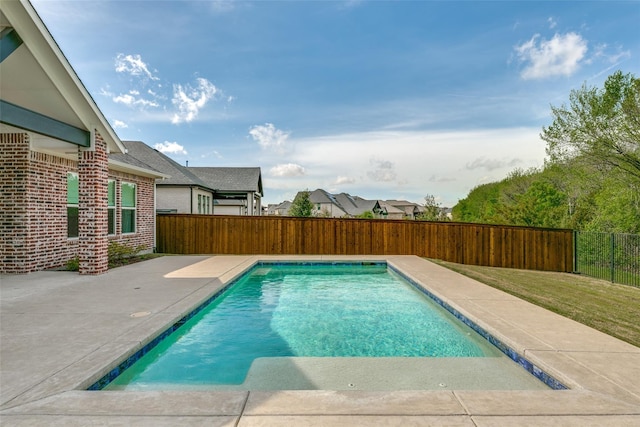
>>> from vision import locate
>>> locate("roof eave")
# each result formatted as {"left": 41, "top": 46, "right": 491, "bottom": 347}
{"left": 2, "top": 0, "right": 126, "bottom": 154}
{"left": 109, "top": 158, "right": 169, "bottom": 179}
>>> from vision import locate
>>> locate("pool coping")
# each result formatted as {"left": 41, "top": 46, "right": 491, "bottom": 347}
{"left": 2, "top": 255, "right": 639, "bottom": 425}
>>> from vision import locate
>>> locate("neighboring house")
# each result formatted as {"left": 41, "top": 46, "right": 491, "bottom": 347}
{"left": 0, "top": 1, "right": 164, "bottom": 274}
{"left": 377, "top": 201, "right": 407, "bottom": 220}
{"left": 190, "top": 167, "right": 263, "bottom": 216}
{"left": 115, "top": 141, "right": 263, "bottom": 216}
{"left": 382, "top": 200, "right": 426, "bottom": 220}
{"left": 295, "top": 189, "right": 384, "bottom": 218}
{"left": 271, "top": 190, "right": 429, "bottom": 220}
{"left": 113, "top": 141, "right": 215, "bottom": 215}
{"left": 267, "top": 201, "right": 292, "bottom": 216}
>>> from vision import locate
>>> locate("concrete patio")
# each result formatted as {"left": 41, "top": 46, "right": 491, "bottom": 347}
{"left": 1, "top": 255, "right": 639, "bottom": 426}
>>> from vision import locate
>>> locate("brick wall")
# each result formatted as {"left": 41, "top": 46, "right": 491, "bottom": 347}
{"left": 108, "top": 171, "right": 156, "bottom": 252}
{"left": 1, "top": 132, "right": 157, "bottom": 274}
{"left": 1, "top": 133, "right": 78, "bottom": 273}
{"left": 78, "top": 134, "right": 109, "bottom": 274}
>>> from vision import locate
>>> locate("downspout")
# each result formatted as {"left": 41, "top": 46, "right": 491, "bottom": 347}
{"left": 153, "top": 181, "right": 157, "bottom": 252}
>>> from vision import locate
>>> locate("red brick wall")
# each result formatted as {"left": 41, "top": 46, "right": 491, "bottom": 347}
{"left": 108, "top": 171, "right": 156, "bottom": 252}
{"left": 78, "top": 134, "right": 109, "bottom": 274}
{"left": 1, "top": 133, "right": 78, "bottom": 273}
{"left": 1, "top": 132, "right": 156, "bottom": 274}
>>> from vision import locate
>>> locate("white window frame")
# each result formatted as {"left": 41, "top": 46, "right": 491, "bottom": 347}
{"left": 107, "top": 179, "right": 116, "bottom": 235}
{"left": 121, "top": 181, "right": 136, "bottom": 234}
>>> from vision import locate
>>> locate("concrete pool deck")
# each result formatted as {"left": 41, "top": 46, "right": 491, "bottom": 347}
{"left": 1, "top": 255, "right": 639, "bottom": 426}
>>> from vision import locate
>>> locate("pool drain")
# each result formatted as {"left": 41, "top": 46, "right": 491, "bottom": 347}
{"left": 130, "top": 311, "right": 151, "bottom": 318}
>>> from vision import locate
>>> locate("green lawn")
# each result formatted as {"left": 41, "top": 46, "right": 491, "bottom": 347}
{"left": 432, "top": 260, "right": 640, "bottom": 348}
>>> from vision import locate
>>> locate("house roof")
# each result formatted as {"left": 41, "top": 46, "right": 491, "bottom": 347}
{"left": 309, "top": 189, "right": 334, "bottom": 203}
{"left": 189, "top": 167, "right": 263, "bottom": 196}
{"left": 378, "top": 201, "right": 406, "bottom": 215}
{"left": 115, "top": 141, "right": 264, "bottom": 196}
{"left": 0, "top": 0, "right": 125, "bottom": 156}
{"left": 115, "top": 141, "right": 209, "bottom": 187}
{"left": 334, "top": 193, "right": 379, "bottom": 216}
{"left": 382, "top": 200, "right": 425, "bottom": 215}
{"left": 306, "top": 189, "right": 380, "bottom": 217}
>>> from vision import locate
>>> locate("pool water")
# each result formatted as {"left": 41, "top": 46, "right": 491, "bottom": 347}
{"left": 105, "top": 262, "right": 503, "bottom": 389}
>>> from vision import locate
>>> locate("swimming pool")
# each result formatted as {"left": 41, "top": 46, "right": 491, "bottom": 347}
{"left": 92, "top": 261, "right": 563, "bottom": 391}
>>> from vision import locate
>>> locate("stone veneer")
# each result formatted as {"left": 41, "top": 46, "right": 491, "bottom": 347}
{"left": 0, "top": 132, "right": 155, "bottom": 275}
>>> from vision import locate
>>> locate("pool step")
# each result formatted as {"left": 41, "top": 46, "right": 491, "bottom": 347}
{"left": 237, "top": 357, "right": 550, "bottom": 391}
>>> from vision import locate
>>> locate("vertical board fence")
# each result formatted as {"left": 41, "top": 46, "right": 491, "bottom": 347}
{"left": 156, "top": 214, "right": 574, "bottom": 272}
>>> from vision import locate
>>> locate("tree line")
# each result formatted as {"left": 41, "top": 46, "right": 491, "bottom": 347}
{"left": 452, "top": 71, "right": 640, "bottom": 233}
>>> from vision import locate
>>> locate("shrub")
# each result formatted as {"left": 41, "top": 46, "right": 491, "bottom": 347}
{"left": 65, "top": 256, "right": 79, "bottom": 271}
{"left": 108, "top": 241, "right": 147, "bottom": 268}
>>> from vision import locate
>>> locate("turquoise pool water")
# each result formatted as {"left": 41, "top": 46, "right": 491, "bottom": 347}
{"left": 105, "top": 262, "right": 502, "bottom": 389}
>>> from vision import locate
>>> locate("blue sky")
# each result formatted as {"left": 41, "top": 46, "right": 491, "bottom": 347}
{"left": 32, "top": 0, "right": 639, "bottom": 207}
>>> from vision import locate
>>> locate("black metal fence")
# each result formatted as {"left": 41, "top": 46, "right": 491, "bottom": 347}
{"left": 574, "top": 231, "right": 640, "bottom": 287}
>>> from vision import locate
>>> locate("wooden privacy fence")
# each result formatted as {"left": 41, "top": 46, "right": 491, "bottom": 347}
{"left": 156, "top": 214, "right": 574, "bottom": 272}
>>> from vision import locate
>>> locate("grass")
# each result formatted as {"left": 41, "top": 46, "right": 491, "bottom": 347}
{"left": 432, "top": 260, "right": 640, "bottom": 348}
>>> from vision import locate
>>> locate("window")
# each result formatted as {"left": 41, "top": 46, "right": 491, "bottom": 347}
{"left": 67, "top": 173, "right": 79, "bottom": 238}
{"left": 107, "top": 180, "right": 116, "bottom": 235}
{"left": 121, "top": 182, "right": 136, "bottom": 233}
{"left": 198, "top": 194, "right": 202, "bottom": 214}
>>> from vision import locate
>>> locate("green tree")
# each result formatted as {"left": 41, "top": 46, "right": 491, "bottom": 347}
{"left": 541, "top": 71, "right": 640, "bottom": 186}
{"left": 585, "top": 177, "right": 640, "bottom": 233}
{"left": 289, "top": 190, "right": 314, "bottom": 217}
{"left": 500, "top": 181, "right": 568, "bottom": 228}
{"left": 356, "top": 210, "right": 374, "bottom": 219}
{"left": 452, "top": 182, "right": 502, "bottom": 223}
{"left": 418, "top": 194, "right": 450, "bottom": 221}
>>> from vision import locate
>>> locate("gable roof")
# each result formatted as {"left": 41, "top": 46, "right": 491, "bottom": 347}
{"left": 0, "top": 0, "right": 124, "bottom": 155}
{"left": 189, "top": 167, "right": 263, "bottom": 195}
{"left": 378, "top": 201, "right": 406, "bottom": 215}
{"left": 114, "top": 141, "right": 209, "bottom": 187}
{"left": 333, "top": 193, "right": 380, "bottom": 216}
{"left": 305, "top": 189, "right": 381, "bottom": 217}
{"left": 308, "top": 188, "right": 338, "bottom": 204}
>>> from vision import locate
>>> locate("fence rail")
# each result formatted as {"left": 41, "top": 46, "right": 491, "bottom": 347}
{"left": 156, "top": 215, "right": 574, "bottom": 272}
{"left": 574, "top": 231, "right": 640, "bottom": 287}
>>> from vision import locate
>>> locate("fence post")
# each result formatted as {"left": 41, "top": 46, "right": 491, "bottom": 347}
{"left": 610, "top": 233, "right": 615, "bottom": 283}
{"left": 573, "top": 230, "right": 578, "bottom": 274}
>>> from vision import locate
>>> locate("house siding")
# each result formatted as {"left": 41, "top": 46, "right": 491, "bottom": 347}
{"left": 0, "top": 132, "right": 156, "bottom": 274}
{"left": 157, "top": 187, "right": 194, "bottom": 214}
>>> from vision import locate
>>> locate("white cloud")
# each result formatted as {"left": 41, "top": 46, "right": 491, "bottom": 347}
{"left": 112, "top": 120, "right": 128, "bottom": 129}
{"left": 429, "top": 175, "right": 456, "bottom": 183}
{"left": 334, "top": 176, "right": 356, "bottom": 185}
{"left": 367, "top": 158, "right": 397, "bottom": 182}
{"left": 200, "top": 150, "right": 222, "bottom": 159}
{"left": 154, "top": 141, "right": 188, "bottom": 155}
{"left": 465, "top": 157, "right": 522, "bottom": 171}
{"left": 249, "top": 123, "right": 290, "bottom": 152}
{"left": 209, "top": 0, "right": 236, "bottom": 13}
{"left": 270, "top": 163, "right": 306, "bottom": 177}
{"left": 515, "top": 32, "right": 587, "bottom": 80}
{"left": 112, "top": 91, "right": 159, "bottom": 108}
{"left": 171, "top": 78, "right": 219, "bottom": 124}
{"left": 547, "top": 17, "right": 557, "bottom": 29}
{"left": 115, "top": 53, "right": 159, "bottom": 81}
{"left": 271, "top": 128, "right": 547, "bottom": 207}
